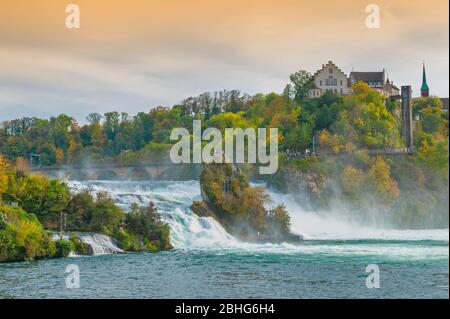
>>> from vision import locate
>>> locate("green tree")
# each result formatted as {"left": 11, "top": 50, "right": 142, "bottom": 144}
{"left": 89, "top": 192, "right": 124, "bottom": 235}
{"left": 289, "top": 70, "right": 314, "bottom": 102}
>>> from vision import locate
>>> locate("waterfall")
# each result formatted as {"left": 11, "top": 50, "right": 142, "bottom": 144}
{"left": 52, "top": 231, "right": 124, "bottom": 256}
{"left": 68, "top": 180, "right": 240, "bottom": 250}
{"left": 67, "top": 181, "right": 449, "bottom": 256}
{"left": 76, "top": 233, "right": 124, "bottom": 255}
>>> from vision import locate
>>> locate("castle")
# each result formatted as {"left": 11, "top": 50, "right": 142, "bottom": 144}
{"left": 308, "top": 61, "right": 400, "bottom": 98}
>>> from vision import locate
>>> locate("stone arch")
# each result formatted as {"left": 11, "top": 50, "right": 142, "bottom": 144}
{"left": 127, "top": 167, "right": 152, "bottom": 181}
{"left": 96, "top": 170, "right": 119, "bottom": 181}
{"left": 67, "top": 170, "right": 88, "bottom": 181}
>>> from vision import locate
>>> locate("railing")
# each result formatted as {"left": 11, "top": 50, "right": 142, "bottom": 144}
{"left": 366, "top": 147, "right": 414, "bottom": 155}
{"left": 284, "top": 147, "right": 415, "bottom": 160}
{"left": 32, "top": 148, "right": 415, "bottom": 171}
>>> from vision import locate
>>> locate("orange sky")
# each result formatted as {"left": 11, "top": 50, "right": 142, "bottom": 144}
{"left": 0, "top": 0, "right": 448, "bottom": 120}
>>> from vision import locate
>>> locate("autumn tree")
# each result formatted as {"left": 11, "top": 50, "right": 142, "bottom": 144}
{"left": 340, "top": 165, "right": 366, "bottom": 200}
{"left": 367, "top": 157, "right": 400, "bottom": 204}
{"left": 0, "top": 156, "right": 10, "bottom": 201}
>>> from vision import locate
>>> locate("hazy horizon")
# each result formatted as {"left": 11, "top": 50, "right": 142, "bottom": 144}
{"left": 1, "top": 0, "right": 448, "bottom": 121}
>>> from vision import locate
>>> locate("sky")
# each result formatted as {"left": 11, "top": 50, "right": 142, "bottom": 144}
{"left": 0, "top": 0, "right": 448, "bottom": 122}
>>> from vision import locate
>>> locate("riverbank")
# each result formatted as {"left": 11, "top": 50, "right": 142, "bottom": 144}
{"left": 0, "top": 159, "right": 173, "bottom": 263}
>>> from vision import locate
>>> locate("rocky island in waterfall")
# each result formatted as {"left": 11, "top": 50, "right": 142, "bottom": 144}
{"left": 192, "top": 163, "right": 303, "bottom": 243}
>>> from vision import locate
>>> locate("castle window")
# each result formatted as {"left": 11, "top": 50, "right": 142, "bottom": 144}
{"left": 320, "top": 80, "right": 322, "bottom": 86}
{"left": 325, "top": 78, "right": 337, "bottom": 86}
{"left": 329, "top": 68, "right": 333, "bottom": 74}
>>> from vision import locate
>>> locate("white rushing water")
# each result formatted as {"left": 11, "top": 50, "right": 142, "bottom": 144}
{"left": 76, "top": 233, "right": 124, "bottom": 255}
{"left": 67, "top": 180, "right": 449, "bottom": 260}
{"left": 53, "top": 232, "right": 124, "bottom": 256}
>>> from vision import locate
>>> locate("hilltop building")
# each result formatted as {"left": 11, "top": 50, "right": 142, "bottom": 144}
{"left": 308, "top": 61, "right": 399, "bottom": 98}
{"left": 349, "top": 70, "right": 399, "bottom": 97}
{"left": 308, "top": 61, "right": 351, "bottom": 97}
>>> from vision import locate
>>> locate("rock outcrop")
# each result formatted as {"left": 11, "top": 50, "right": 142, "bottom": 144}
{"left": 191, "top": 163, "right": 303, "bottom": 243}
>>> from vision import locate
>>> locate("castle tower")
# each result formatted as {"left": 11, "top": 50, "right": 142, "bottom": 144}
{"left": 401, "top": 86, "right": 414, "bottom": 150}
{"left": 421, "top": 62, "right": 430, "bottom": 97}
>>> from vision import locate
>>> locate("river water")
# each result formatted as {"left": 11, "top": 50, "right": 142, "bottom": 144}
{"left": 0, "top": 180, "right": 448, "bottom": 298}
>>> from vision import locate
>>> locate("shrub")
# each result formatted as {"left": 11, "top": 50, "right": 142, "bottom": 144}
{"left": 122, "top": 203, "right": 172, "bottom": 252}
{"left": 69, "top": 232, "right": 92, "bottom": 255}
{"left": 0, "top": 206, "right": 57, "bottom": 262}
{"left": 4, "top": 173, "right": 70, "bottom": 229}
{"left": 55, "top": 240, "right": 73, "bottom": 258}
{"left": 266, "top": 205, "right": 291, "bottom": 237}
{"left": 89, "top": 192, "right": 124, "bottom": 235}
{"left": 113, "top": 229, "right": 140, "bottom": 252}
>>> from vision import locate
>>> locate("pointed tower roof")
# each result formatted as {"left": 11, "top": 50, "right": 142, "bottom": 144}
{"left": 421, "top": 62, "right": 429, "bottom": 91}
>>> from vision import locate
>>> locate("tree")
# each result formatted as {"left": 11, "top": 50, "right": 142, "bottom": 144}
{"left": 0, "top": 156, "right": 10, "bottom": 200}
{"left": 65, "top": 191, "right": 96, "bottom": 231}
{"left": 412, "top": 96, "right": 442, "bottom": 117}
{"left": 267, "top": 204, "right": 291, "bottom": 236}
{"left": 0, "top": 206, "right": 57, "bottom": 262}
{"left": 368, "top": 157, "right": 400, "bottom": 204}
{"left": 3, "top": 136, "right": 28, "bottom": 160}
{"left": 420, "top": 107, "right": 442, "bottom": 134}
{"left": 289, "top": 70, "right": 314, "bottom": 102}
{"left": 86, "top": 113, "right": 103, "bottom": 125}
{"left": 124, "top": 202, "right": 172, "bottom": 251}
{"left": 352, "top": 80, "right": 371, "bottom": 96}
{"left": 5, "top": 174, "right": 70, "bottom": 228}
{"left": 103, "top": 111, "right": 121, "bottom": 141}
{"left": 340, "top": 165, "right": 366, "bottom": 199}
{"left": 418, "top": 137, "right": 449, "bottom": 172}
{"left": 282, "top": 84, "right": 294, "bottom": 108}
{"left": 89, "top": 191, "right": 124, "bottom": 235}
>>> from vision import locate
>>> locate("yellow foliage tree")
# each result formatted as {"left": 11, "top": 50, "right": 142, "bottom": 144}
{"left": 368, "top": 157, "right": 400, "bottom": 204}
{"left": 0, "top": 155, "right": 10, "bottom": 200}
{"left": 340, "top": 165, "right": 366, "bottom": 198}
{"left": 14, "top": 157, "right": 30, "bottom": 173}
{"left": 319, "top": 130, "right": 343, "bottom": 154}
{"left": 352, "top": 81, "right": 371, "bottom": 96}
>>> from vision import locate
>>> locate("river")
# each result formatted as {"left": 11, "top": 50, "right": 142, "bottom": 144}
{"left": 0, "top": 180, "right": 448, "bottom": 298}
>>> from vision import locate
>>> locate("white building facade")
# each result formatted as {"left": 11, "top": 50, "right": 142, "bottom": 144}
{"left": 308, "top": 61, "right": 351, "bottom": 98}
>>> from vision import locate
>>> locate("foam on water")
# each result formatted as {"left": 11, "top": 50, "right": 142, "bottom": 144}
{"left": 67, "top": 180, "right": 449, "bottom": 260}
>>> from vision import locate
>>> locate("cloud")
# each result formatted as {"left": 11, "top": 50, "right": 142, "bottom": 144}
{"left": 0, "top": 0, "right": 448, "bottom": 121}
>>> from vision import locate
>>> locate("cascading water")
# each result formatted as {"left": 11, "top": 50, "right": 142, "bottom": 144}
{"left": 76, "top": 233, "right": 124, "bottom": 255}
{"left": 67, "top": 180, "right": 449, "bottom": 259}
{"left": 52, "top": 232, "right": 124, "bottom": 256}
{"left": 68, "top": 181, "right": 239, "bottom": 250}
